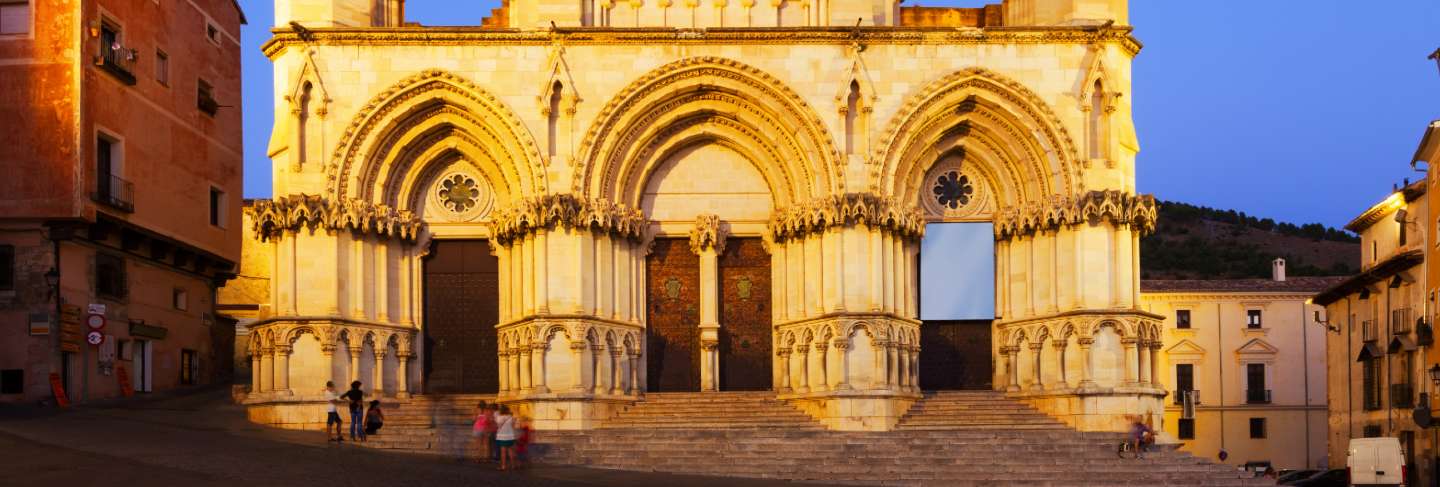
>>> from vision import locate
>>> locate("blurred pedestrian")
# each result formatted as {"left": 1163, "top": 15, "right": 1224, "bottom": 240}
{"left": 340, "top": 381, "right": 366, "bottom": 442}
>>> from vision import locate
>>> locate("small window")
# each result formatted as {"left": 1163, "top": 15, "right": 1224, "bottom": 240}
{"left": 205, "top": 22, "right": 220, "bottom": 45}
{"left": 1363, "top": 425, "right": 1383, "bottom": 438}
{"left": 172, "top": 288, "right": 188, "bottom": 311}
{"left": 209, "top": 187, "right": 226, "bottom": 227}
{"left": 197, "top": 79, "right": 219, "bottom": 116}
{"left": 1372, "top": 240, "right": 1378, "bottom": 263}
{"left": 154, "top": 49, "right": 169, "bottom": 85}
{"left": 0, "top": 0, "right": 30, "bottom": 35}
{"left": 1249, "top": 417, "right": 1266, "bottom": 439}
{"left": 0, "top": 244, "right": 13, "bottom": 291}
{"left": 95, "top": 253, "right": 127, "bottom": 299}
{"left": 1177, "top": 418, "right": 1195, "bottom": 440}
{"left": 1364, "top": 358, "right": 1382, "bottom": 410}
{"left": 180, "top": 349, "right": 196, "bottom": 385}
{"left": 0, "top": 369, "right": 22, "bottom": 394}
{"left": 1175, "top": 309, "right": 1191, "bottom": 329}
{"left": 1175, "top": 364, "right": 1194, "bottom": 394}
{"left": 1247, "top": 310, "right": 1263, "bottom": 329}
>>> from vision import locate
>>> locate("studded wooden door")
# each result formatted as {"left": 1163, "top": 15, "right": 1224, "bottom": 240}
{"left": 919, "top": 320, "right": 993, "bottom": 390}
{"left": 422, "top": 239, "right": 500, "bottom": 394}
{"left": 718, "top": 238, "right": 773, "bottom": 390}
{"left": 646, "top": 238, "right": 700, "bottom": 392}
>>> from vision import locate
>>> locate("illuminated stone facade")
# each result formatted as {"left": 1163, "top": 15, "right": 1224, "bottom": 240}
{"left": 233, "top": 0, "right": 1163, "bottom": 432}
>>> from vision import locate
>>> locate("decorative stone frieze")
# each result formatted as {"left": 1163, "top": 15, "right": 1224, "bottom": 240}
{"left": 490, "top": 194, "right": 647, "bottom": 245}
{"left": 767, "top": 193, "right": 926, "bottom": 244}
{"left": 993, "top": 190, "right": 1157, "bottom": 240}
{"left": 248, "top": 194, "right": 424, "bottom": 242}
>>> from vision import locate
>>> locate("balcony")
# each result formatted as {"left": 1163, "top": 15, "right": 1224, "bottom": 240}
{"left": 1391, "top": 383, "right": 1415, "bottom": 409}
{"left": 1172, "top": 389, "right": 1201, "bottom": 405}
{"left": 94, "top": 42, "right": 137, "bottom": 85}
{"left": 1363, "top": 319, "right": 1379, "bottom": 342}
{"left": 1393, "top": 308, "right": 1413, "bottom": 334}
{"left": 91, "top": 174, "right": 134, "bottom": 213}
{"left": 1245, "top": 389, "right": 1272, "bottom": 404}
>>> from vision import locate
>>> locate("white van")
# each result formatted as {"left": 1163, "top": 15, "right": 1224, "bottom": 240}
{"left": 1347, "top": 437, "right": 1406, "bottom": 486}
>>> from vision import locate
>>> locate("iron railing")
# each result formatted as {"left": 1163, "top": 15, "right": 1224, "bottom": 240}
{"left": 91, "top": 173, "right": 134, "bottom": 212}
{"left": 1392, "top": 308, "right": 1413, "bottom": 334}
{"left": 1245, "top": 389, "right": 1272, "bottom": 404}
{"left": 1391, "top": 383, "right": 1415, "bottom": 409}
{"left": 96, "top": 40, "right": 137, "bottom": 85}
{"left": 1363, "top": 319, "right": 1379, "bottom": 342}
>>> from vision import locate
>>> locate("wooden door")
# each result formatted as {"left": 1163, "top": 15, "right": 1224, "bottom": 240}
{"left": 718, "top": 238, "right": 772, "bottom": 390}
{"left": 919, "top": 320, "right": 993, "bottom": 390}
{"left": 423, "top": 239, "right": 499, "bottom": 394}
{"left": 646, "top": 238, "right": 700, "bottom": 392}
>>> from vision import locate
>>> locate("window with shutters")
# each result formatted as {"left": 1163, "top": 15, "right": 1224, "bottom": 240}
{"left": 1249, "top": 418, "right": 1266, "bottom": 439}
{"left": 0, "top": 0, "right": 29, "bottom": 35}
{"left": 95, "top": 253, "right": 126, "bottom": 299}
{"left": 1175, "top": 309, "right": 1191, "bottom": 329}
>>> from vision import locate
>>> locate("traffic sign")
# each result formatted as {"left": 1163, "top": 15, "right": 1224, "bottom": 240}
{"left": 85, "top": 313, "right": 106, "bottom": 330}
{"left": 86, "top": 330, "right": 104, "bottom": 346}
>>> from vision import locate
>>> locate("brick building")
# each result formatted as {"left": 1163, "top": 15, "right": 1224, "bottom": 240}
{"left": 0, "top": 0, "right": 245, "bottom": 404}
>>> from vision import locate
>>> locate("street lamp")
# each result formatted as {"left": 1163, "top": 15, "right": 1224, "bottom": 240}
{"left": 44, "top": 268, "right": 59, "bottom": 298}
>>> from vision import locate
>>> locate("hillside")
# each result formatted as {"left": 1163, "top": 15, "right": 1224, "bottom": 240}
{"left": 1139, "top": 201, "right": 1360, "bottom": 280}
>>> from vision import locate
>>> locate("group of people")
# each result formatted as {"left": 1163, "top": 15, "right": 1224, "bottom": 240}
{"left": 471, "top": 401, "right": 531, "bottom": 471}
{"left": 325, "top": 381, "right": 385, "bottom": 442}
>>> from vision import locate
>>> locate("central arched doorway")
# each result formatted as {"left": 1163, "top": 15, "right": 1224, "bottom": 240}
{"left": 422, "top": 239, "right": 500, "bottom": 393}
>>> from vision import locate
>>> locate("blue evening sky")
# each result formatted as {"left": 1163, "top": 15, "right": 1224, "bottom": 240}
{"left": 237, "top": 1, "right": 1440, "bottom": 228}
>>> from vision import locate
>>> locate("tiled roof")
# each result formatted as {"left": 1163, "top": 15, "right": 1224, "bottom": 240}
{"left": 1141, "top": 276, "right": 1348, "bottom": 294}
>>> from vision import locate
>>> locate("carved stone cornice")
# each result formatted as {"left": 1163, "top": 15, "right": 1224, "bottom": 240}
{"left": 490, "top": 194, "right": 647, "bottom": 245}
{"left": 262, "top": 27, "right": 1142, "bottom": 58}
{"left": 248, "top": 194, "right": 424, "bottom": 242}
{"left": 688, "top": 214, "right": 727, "bottom": 255}
{"left": 767, "top": 193, "right": 925, "bottom": 244}
{"left": 994, "top": 190, "right": 1157, "bottom": 240}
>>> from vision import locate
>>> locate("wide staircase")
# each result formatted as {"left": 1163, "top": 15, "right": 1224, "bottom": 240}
{"left": 349, "top": 391, "right": 1269, "bottom": 486}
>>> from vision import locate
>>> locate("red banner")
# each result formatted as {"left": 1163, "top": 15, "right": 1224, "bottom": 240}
{"left": 116, "top": 364, "right": 133, "bottom": 397}
{"left": 49, "top": 373, "right": 69, "bottom": 408}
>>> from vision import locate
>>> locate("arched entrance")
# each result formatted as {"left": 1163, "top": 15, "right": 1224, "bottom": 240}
{"left": 422, "top": 239, "right": 500, "bottom": 393}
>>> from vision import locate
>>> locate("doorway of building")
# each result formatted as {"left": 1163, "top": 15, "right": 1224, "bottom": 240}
{"left": 717, "top": 238, "right": 772, "bottom": 390}
{"left": 422, "top": 239, "right": 499, "bottom": 394}
{"left": 919, "top": 320, "right": 992, "bottom": 390}
{"left": 646, "top": 238, "right": 700, "bottom": 392}
{"left": 132, "top": 339, "right": 152, "bottom": 393}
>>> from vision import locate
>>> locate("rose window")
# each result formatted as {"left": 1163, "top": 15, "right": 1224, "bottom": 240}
{"left": 932, "top": 171, "right": 973, "bottom": 209}
{"left": 438, "top": 174, "right": 480, "bottom": 212}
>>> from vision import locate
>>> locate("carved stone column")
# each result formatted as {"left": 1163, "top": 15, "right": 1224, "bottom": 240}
{"left": 1077, "top": 338, "right": 1096, "bottom": 389}
{"left": 777, "top": 348, "right": 792, "bottom": 393}
{"left": 519, "top": 346, "right": 533, "bottom": 392}
{"left": 348, "top": 345, "right": 361, "bottom": 386}
{"left": 396, "top": 352, "right": 411, "bottom": 398}
{"left": 1137, "top": 339, "right": 1152, "bottom": 386}
{"left": 898, "top": 342, "right": 911, "bottom": 390}
{"left": 592, "top": 343, "right": 606, "bottom": 395}
{"left": 497, "top": 351, "right": 509, "bottom": 394}
{"left": 250, "top": 351, "right": 263, "bottom": 393}
{"left": 1149, "top": 342, "right": 1162, "bottom": 389}
{"left": 1029, "top": 342, "right": 1045, "bottom": 391}
{"left": 532, "top": 342, "right": 550, "bottom": 394}
{"left": 795, "top": 345, "right": 810, "bottom": 393}
{"left": 372, "top": 348, "right": 387, "bottom": 397}
{"left": 887, "top": 342, "right": 900, "bottom": 391}
{"left": 610, "top": 349, "right": 624, "bottom": 395}
{"left": 815, "top": 342, "right": 831, "bottom": 391}
{"left": 571, "top": 341, "right": 589, "bottom": 393}
{"left": 628, "top": 351, "right": 643, "bottom": 396}
{"left": 274, "top": 344, "right": 293, "bottom": 396}
{"left": 831, "top": 338, "right": 851, "bottom": 390}
{"left": 690, "top": 214, "right": 725, "bottom": 392}
{"left": 1121, "top": 337, "right": 1139, "bottom": 385}
{"left": 1005, "top": 346, "right": 1020, "bottom": 392}
{"left": 909, "top": 345, "right": 920, "bottom": 391}
{"left": 872, "top": 339, "right": 889, "bottom": 389}
{"left": 1052, "top": 339, "right": 1068, "bottom": 387}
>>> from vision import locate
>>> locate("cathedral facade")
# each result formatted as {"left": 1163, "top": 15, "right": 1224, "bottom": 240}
{"left": 237, "top": 0, "right": 1164, "bottom": 432}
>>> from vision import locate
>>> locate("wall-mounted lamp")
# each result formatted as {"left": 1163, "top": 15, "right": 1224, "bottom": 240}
{"left": 1313, "top": 310, "right": 1340, "bottom": 334}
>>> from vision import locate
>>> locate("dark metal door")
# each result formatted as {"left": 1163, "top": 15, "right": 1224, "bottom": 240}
{"left": 423, "top": 239, "right": 499, "bottom": 394}
{"left": 718, "top": 238, "right": 772, "bottom": 390}
{"left": 919, "top": 320, "right": 993, "bottom": 390}
{"left": 646, "top": 238, "right": 700, "bottom": 392}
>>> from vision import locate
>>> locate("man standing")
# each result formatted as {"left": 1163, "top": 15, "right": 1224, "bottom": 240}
{"left": 340, "top": 381, "right": 367, "bottom": 442}
{"left": 324, "top": 382, "right": 344, "bottom": 442}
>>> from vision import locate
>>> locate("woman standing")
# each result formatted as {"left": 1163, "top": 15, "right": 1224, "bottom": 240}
{"left": 493, "top": 405, "right": 518, "bottom": 471}
{"left": 471, "top": 402, "right": 492, "bottom": 464}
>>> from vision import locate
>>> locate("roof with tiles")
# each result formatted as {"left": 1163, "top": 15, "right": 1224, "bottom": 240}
{"left": 1141, "top": 276, "right": 1348, "bottom": 294}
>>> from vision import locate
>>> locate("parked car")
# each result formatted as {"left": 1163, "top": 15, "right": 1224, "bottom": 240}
{"left": 1347, "top": 437, "right": 1407, "bottom": 486}
{"left": 1275, "top": 469, "right": 1320, "bottom": 484}
{"left": 1287, "top": 469, "right": 1347, "bottom": 487}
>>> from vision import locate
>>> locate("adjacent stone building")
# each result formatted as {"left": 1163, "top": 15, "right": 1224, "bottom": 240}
{"left": 1141, "top": 262, "right": 1335, "bottom": 471}
{"left": 0, "top": 0, "right": 245, "bottom": 404}
{"left": 234, "top": 0, "right": 1165, "bottom": 432}
{"left": 1314, "top": 178, "right": 1430, "bottom": 482}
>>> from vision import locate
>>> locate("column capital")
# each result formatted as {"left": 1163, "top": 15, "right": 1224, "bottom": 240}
{"left": 688, "top": 213, "right": 727, "bottom": 255}
{"left": 274, "top": 344, "right": 293, "bottom": 355}
{"left": 1120, "top": 337, "right": 1139, "bottom": 346}
{"left": 831, "top": 338, "right": 850, "bottom": 351}
{"left": 700, "top": 339, "right": 720, "bottom": 351}
{"left": 1077, "top": 337, "right": 1094, "bottom": 347}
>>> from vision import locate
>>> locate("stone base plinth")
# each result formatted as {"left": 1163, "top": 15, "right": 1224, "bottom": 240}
{"left": 499, "top": 394, "right": 637, "bottom": 430}
{"left": 782, "top": 390, "right": 921, "bottom": 431}
{"left": 1008, "top": 386, "right": 1166, "bottom": 432}
{"left": 244, "top": 395, "right": 333, "bottom": 431}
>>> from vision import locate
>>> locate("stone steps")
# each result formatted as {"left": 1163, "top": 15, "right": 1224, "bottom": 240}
{"left": 345, "top": 391, "right": 1266, "bottom": 486}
